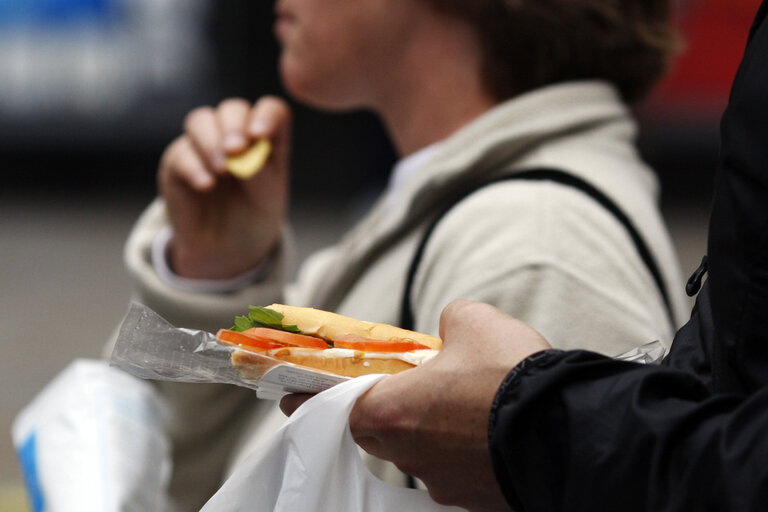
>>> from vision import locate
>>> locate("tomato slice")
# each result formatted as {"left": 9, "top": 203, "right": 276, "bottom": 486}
{"left": 241, "top": 327, "right": 329, "bottom": 349}
{"left": 217, "top": 329, "right": 287, "bottom": 351}
{"left": 332, "top": 335, "right": 429, "bottom": 352}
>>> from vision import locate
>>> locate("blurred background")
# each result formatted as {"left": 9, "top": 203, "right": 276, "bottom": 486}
{"left": 0, "top": 0, "right": 761, "bottom": 507}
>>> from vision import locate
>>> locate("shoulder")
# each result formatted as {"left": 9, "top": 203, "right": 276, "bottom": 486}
{"left": 408, "top": 175, "right": 676, "bottom": 349}
{"left": 424, "top": 175, "right": 640, "bottom": 269}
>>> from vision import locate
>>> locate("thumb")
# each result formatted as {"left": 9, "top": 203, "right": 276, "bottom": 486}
{"left": 438, "top": 299, "right": 552, "bottom": 369}
{"left": 246, "top": 96, "right": 293, "bottom": 173}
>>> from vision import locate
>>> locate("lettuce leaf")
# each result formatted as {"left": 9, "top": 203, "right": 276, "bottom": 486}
{"left": 231, "top": 306, "right": 301, "bottom": 333}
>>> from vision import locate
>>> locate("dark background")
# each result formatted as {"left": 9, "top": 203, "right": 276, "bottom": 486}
{"left": 2, "top": 0, "right": 756, "bottom": 207}
{"left": 2, "top": 0, "right": 397, "bottom": 202}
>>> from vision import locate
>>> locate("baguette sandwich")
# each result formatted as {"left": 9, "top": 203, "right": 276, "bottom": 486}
{"left": 217, "top": 304, "right": 441, "bottom": 379}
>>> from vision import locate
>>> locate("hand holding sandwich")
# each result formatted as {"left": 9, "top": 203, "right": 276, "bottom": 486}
{"left": 281, "top": 300, "right": 551, "bottom": 511}
{"left": 158, "top": 96, "right": 292, "bottom": 280}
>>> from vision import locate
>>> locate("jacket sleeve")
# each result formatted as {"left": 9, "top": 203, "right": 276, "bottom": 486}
{"left": 697, "top": 0, "right": 768, "bottom": 395}
{"left": 489, "top": 350, "right": 768, "bottom": 512}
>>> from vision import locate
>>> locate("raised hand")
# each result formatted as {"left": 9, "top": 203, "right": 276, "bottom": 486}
{"left": 158, "top": 96, "right": 292, "bottom": 279}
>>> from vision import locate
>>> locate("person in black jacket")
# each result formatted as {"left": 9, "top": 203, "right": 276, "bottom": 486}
{"left": 281, "top": 2, "right": 768, "bottom": 510}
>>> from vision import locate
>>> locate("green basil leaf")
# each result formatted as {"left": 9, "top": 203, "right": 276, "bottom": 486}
{"left": 248, "top": 306, "right": 284, "bottom": 326}
{"left": 279, "top": 323, "right": 301, "bottom": 333}
{"left": 232, "top": 315, "right": 253, "bottom": 332}
{"left": 233, "top": 306, "right": 302, "bottom": 333}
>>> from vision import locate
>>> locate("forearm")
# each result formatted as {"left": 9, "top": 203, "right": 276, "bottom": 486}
{"left": 490, "top": 350, "right": 768, "bottom": 511}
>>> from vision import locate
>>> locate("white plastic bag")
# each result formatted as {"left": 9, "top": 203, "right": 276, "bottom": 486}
{"left": 201, "top": 374, "right": 465, "bottom": 511}
{"left": 12, "top": 359, "right": 173, "bottom": 512}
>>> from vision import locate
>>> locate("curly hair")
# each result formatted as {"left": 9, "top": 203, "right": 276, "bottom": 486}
{"left": 427, "top": 0, "right": 679, "bottom": 103}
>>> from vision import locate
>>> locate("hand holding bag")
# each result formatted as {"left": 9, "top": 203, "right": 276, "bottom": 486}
{"left": 201, "top": 374, "right": 465, "bottom": 511}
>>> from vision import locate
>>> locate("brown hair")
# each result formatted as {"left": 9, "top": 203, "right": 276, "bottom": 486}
{"left": 429, "top": 0, "right": 679, "bottom": 103}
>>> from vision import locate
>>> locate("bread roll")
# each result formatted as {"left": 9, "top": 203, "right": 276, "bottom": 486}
{"left": 226, "top": 304, "right": 441, "bottom": 380}
{"left": 266, "top": 303, "right": 442, "bottom": 350}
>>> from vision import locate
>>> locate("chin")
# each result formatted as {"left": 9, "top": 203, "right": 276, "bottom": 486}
{"left": 279, "top": 61, "right": 365, "bottom": 113}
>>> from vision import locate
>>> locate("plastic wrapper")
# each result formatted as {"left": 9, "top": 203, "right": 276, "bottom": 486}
{"left": 110, "top": 302, "right": 349, "bottom": 399}
{"left": 614, "top": 339, "right": 666, "bottom": 364}
{"left": 12, "top": 359, "right": 173, "bottom": 512}
{"left": 112, "top": 303, "right": 666, "bottom": 400}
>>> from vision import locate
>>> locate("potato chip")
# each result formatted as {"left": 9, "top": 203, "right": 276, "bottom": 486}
{"left": 226, "top": 139, "right": 272, "bottom": 179}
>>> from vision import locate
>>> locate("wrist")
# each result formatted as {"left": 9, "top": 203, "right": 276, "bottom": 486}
{"left": 152, "top": 226, "right": 278, "bottom": 290}
{"left": 169, "top": 236, "right": 276, "bottom": 280}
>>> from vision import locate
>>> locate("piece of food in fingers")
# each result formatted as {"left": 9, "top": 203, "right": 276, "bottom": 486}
{"left": 226, "top": 138, "right": 272, "bottom": 179}
{"left": 218, "top": 304, "right": 441, "bottom": 379}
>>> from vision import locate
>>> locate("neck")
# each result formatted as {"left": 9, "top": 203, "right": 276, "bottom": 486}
{"left": 369, "top": 13, "right": 498, "bottom": 157}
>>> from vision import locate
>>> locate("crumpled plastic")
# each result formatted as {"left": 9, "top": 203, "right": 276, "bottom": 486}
{"left": 110, "top": 302, "right": 348, "bottom": 399}
{"left": 201, "top": 374, "right": 465, "bottom": 512}
{"left": 12, "top": 359, "right": 173, "bottom": 512}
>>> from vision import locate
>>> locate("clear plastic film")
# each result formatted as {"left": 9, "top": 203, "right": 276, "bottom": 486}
{"left": 111, "top": 303, "right": 666, "bottom": 400}
{"left": 110, "top": 303, "right": 348, "bottom": 400}
{"left": 614, "top": 339, "right": 667, "bottom": 364}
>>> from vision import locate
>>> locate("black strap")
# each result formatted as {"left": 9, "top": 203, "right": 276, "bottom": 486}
{"left": 685, "top": 255, "right": 708, "bottom": 297}
{"left": 399, "top": 168, "right": 675, "bottom": 333}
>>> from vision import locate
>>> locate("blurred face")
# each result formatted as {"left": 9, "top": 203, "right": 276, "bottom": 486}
{"left": 273, "top": 0, "right": 426, "bottom": 109}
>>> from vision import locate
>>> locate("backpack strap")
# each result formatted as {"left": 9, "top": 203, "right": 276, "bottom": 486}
{"left": 399, "top": 168, "right": 675, "bottom": 333}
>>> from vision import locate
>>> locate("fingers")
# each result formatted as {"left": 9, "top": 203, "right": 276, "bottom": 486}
{"left": 348, "top": 388, "right": 379, "bottom": 441}
{"left": 438, "top": 298, "right": 476, "bottom": 341}
{"left": 439, "top": 299, "right": 552, "bottom": 369}
{"left": 218, "top": 98, "right": 252, "bottom": 154}
{"left": 349, "top": 415, "right": 393, "bottom": 462}
{"left": 159, "top": 135, "right": 215, "bottom": 192}
{"left": 349, "top": 375, "right": 413, "bottom": 458}
{"left": 247, "top": 96, "right": 293, "bottom": 166}
{"left": 438, "top": 299, "right": 506, "bottom": 354}
{"left": 246, "top": 96, "right": 291, "bottom": 137}
{"left": 279, "top": 393, "right": 315, "bottom": 416}
{"left": 161, "top": 96, "right": 293, "bottom": 192}
{"left": 349, "top": 434, "right": 386, "bottom": 460}
{"left": 185, "top": 105, "right": 227, "bottom": 173}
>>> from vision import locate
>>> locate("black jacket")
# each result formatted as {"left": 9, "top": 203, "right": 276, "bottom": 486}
{"left": 488, "top": 3, "right": 768, "bottom": 510}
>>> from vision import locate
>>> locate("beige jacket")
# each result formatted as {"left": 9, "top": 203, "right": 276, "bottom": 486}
{"left": 120, "top": 81, "right": 688, "bottom": 510}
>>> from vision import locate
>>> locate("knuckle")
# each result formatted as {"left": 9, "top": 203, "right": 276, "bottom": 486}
{"left": 440, "top": 299, "right": 496, "bottom": 341}
{"left": 183, "top": 106, "right": 213, "bottom": 130}
{"left": 426, "top": 486, "right": 460, "bottom": 507}
{"left": 159, "top": 136, "right": 184, "bottom": 169}
{"left": 393, "top": 458, "right": 424, "bottom": 479}
{"left": 445, "top": 299, "right": 492, "bottom": 321}
{"left": 357, "top": 399, "right": 409, "bottom": 439}
{"left": 257, "top": 94, "right": 283, "bottom": 108}
{"left": 258, "top": 95, "right": 292, "bottom": 120}
{"left": 441, "top": 299, "right": 472, "bottom": 325}
{"left": 218, "top": 97, "right": 250, "bottom": 112}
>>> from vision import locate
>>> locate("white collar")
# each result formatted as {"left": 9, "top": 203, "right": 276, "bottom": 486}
{"left": 383, "top": 142, "right": 442, "bottom": 212}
